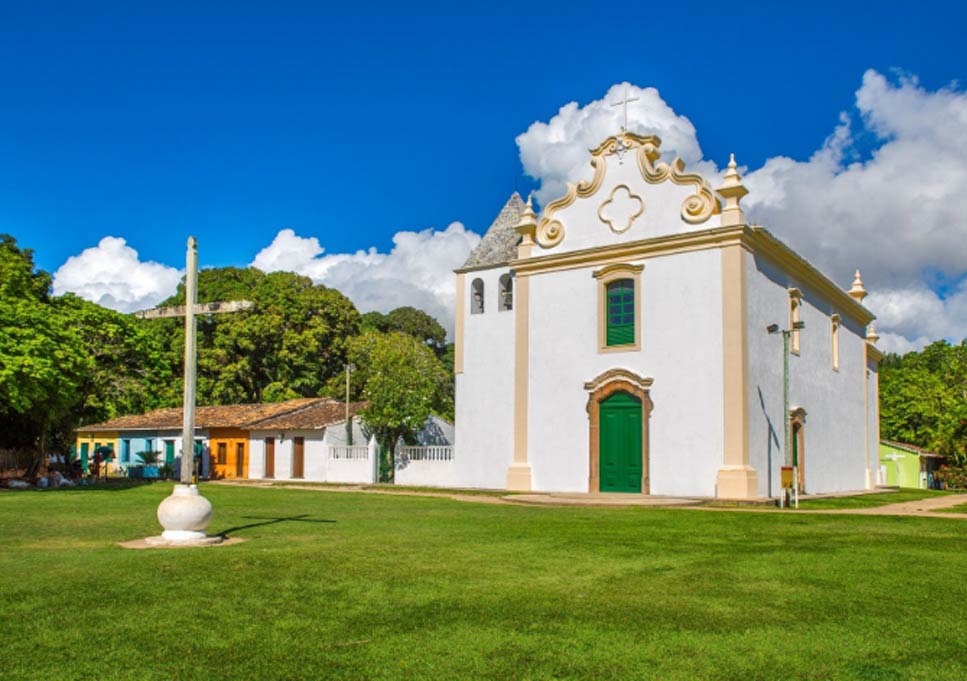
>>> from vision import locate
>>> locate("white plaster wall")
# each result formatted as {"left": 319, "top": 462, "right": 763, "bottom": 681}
{"left": 453, "top": 266, "right": 516, "bottom": 489}
{"left": 395, "top": 458, "right": 458, "bottom": 487}
{"left": 867, "top": 361, "right": 881, "bottom": 485}
{"left": 745, "top": 253, "right": 869, "bottom": 497}
{"left": 541, "top": 157, "right": 723, "bottom": 256}
{"left": 249, "top": 436, "right": 266, "bottom": 479}
{"left": 526, "top": 248, "right": 724, "bottom": 495}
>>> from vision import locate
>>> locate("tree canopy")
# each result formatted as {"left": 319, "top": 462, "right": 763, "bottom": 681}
{"left": 880, "top": 340, "right": 967, "bottom": 465}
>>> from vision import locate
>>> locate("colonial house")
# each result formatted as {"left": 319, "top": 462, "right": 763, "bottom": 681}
{"left": 453, "top": 131, "right": 883, "bottom": 499}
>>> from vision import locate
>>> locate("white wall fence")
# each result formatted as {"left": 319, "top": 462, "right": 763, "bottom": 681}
{"left": 394, "top": 442, "right": 457, "bottom": 487}
{"left": 322, "top": 433, "right": 379, "bottom": 484}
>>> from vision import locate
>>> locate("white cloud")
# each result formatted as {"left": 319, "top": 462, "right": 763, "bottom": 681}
{"left": 517, "top": 82, "right": 710, "bottom": 205}
{"left": 251, "top": 224, "right": 480, "bottom": 336}
{"left": 515, "top": 72, "right": 967, "bottom": 350}
{"left": 52, "top": 237, "right": 182, "bottom": 313}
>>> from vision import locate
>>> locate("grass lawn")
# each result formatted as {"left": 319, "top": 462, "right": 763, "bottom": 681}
{"left": 933, "top": 501, "right": 967, "bottom": 514}
{"left": 795, "top": 488, "right": 953, "bottom": 510}
{"left": 3, "top": 484, "right": 966, "bottom": 680}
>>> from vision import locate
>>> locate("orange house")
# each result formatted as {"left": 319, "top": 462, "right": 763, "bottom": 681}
{"left": 209, "top": 428, "right": 250, "bottom": 479}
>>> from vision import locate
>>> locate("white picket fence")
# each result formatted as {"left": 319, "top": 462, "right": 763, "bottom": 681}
{"left": 329, "top": 445, "right": 370, "bottom": 461}
{"left": 398, "top": 445, "right": 453, "bottom": 462}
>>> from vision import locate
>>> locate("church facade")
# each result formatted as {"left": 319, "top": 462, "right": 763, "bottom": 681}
{"left": 453, "top": 131, "right": 883, "bottom": 499}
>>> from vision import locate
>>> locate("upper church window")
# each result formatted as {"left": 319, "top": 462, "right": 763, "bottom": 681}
{"left": 831, "top": 314, "right": 841, "bottom": 371}
{"left": 471, "top": 278, "right": 484, "bottom": 314}
{"left": 593, "top": 263, "right": 644, "bottom": 353}
{"left": 499, "top": 274, "right": 513, "bottom": 311}
{"left": 606, "top": 280, "right": 635, "bottom": 346}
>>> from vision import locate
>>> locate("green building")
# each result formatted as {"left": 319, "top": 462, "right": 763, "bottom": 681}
{"left": 879, "top": 440, "right": 943, "bottom": 489}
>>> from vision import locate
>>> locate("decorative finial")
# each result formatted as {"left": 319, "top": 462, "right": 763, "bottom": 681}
{"left": 516, "top": 193, "right": 538, "bottom": 258}
{"left": 849, "top": 269, "right": 868, "bottom": 303}
{"left": 866, "top": 323, "right": 879, "bottom": 345}
{"left": 716, "top": 153, "right": 748, "bottom": 226}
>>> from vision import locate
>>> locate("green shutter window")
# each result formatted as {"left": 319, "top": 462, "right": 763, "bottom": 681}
{"left": 606, "top": 279, "right": 635, "bottom": 346}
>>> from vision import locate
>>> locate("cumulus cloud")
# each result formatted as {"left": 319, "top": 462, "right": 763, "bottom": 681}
{"left": 516, "top": 72, "right": 967, "bottom": 351}
{"left": 517, "top": 82, "right": 712, "bottom": 205}
{"left": 251, "top": 224, "right": 480, "bottom": 336}
{"left": 52, "top": 237, "right": 182, "bottom": 313}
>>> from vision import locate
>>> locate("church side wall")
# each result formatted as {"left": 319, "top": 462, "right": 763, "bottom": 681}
{"left": 867, "top": 359, "right": 881, "bottom": 485}
{"left": 745, "top": 254, "right": 868, "bottom": 496}
{"left": 453, "top": 266, "right": 516, "bottom": 489}
{"left": 527, "top": 248, "right": 724, "bottom": 496}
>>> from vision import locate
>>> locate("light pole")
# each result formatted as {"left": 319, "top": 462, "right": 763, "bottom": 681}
{"left": 767, "top": 320, "right": 804, "bottom": 504}
{"left": 344, "top": 363, "right": 355, "bottom": 445}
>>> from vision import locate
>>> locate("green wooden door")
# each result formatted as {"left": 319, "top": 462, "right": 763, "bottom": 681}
{"left": 599, "top": 392, "right": 642, "bottom": 493}
{"left": 80, "top": 443, "right": 89, "bottom": 472}
{"left": 164, "top": 441, "right": 175, "bottom": 464}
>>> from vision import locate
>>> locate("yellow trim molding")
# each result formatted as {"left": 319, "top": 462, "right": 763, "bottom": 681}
{"left": 533, "top": 132, "right": 720, "bottom": 249}
{"left": 584, "top": 369, "right": 654, "bottom": 494}
{"left": 510, "top": 224, "right": 875, "bottom": 327}
{"left": 593, "top": 263, "right": 644, "bottom": 354}
{"left": 598, "top": 184, "right": 644, "bottom": 234}
{"left": 716, "top": 244, "right": 759, "bottom": 499}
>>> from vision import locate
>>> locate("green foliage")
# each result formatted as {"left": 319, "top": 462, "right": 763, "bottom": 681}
{"left": 344, "top": 331, "right": 449, "bottom": 480}
{"left": 136, "top": 450, "right": 161, "bottom": 466}
{"left": 0, "top": 236, "right": 170, "bottom": 458}
{"left": 880, "top": 340, "right": 967, "bottom": 465}
{"left": 153, "top": 267, "right": 362, "bottom": 404}
{"left": 936, "top": 465, "right": 967, "bottom": 490}
{"left": 359, "top": 306, "right": 447, "bottom": 355}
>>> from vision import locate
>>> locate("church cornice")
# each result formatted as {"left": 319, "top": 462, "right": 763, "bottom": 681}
{"left": 509, "top": 224, "right": 876, "bottom": 326}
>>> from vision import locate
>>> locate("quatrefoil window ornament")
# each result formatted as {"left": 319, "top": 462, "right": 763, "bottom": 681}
{"left": 598, "top": 184, "right": 644, "bottom": 234}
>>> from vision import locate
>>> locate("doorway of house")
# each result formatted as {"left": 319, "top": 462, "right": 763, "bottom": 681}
{"left": 264, "top": 437, "right": 275, "bottom": 479}
{"left": 599, "top": 392, "right": 643, "bottom": 493}
{"left": 235, "top": 442, "right": 245, "bottom": 478}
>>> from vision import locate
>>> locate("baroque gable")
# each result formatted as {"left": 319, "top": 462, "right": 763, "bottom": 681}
{"left": 527, "top": 132, "right": 728, "bottom": 254}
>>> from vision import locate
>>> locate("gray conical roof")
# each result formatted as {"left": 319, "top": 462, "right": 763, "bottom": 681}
{"left": 461, "top": 192, "right": 524, "bottom": 269}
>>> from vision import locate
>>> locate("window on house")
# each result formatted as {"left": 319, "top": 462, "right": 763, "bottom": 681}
{"left": 831, "top": 314, "right": 841, "bottom": 371}
{"left": 499, "top": 274, "right": 513, "bottom": 311}
{"left": 789, "top": 289, "right": 802, "bottom": 355}
{"left": 471, "top": 278, "right": 484, "bottom": 314}
{"left": 606, "top": 280, "right": 636, "bottom": 346}
{"left": 121, "top": 439, "right": 130, "bottom": 464}
{"left": 593, "top": 263, "right": 643, "bottom": 352}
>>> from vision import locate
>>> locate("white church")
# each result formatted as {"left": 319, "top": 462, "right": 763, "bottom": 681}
{"left": 451, "top": 130, "right": 883, "bottom": 499}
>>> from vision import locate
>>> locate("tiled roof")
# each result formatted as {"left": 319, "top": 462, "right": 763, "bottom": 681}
{"left": 460, "top": 192, "right": 524, "bottom": 269}
{"left": 247, "top": 399, "right": 367, "bottom": 431}
{"left": 76, "top": 398, "right": 324, "bottom": 432}
{"left": 881, "top": 440, "right": 943, "bottom": 458}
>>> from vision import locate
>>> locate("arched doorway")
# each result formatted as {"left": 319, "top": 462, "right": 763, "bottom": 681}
{"left": 585, "top": 369, "right": 654, "bottom": 494}
{"left": 600, "top": 392, "right": 642, "bottom": 492}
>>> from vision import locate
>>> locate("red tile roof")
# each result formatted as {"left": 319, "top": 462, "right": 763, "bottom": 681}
{"left": 881, "top": 440, "right": 943, "bottom": 458}
{"left": 76, "top": 397, "right": 337, "bottom": 432}
{"left": 247, "top": 399, "right": 367, "bottom": 431}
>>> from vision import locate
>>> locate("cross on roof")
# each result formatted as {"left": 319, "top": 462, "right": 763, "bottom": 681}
{"left": 611, "top": 85, "right": 640, "bottom": 132}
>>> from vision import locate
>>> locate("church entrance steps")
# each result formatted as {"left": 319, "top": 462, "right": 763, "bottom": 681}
{"left": 504, "top": 493, "right": 702, "bottom": 508}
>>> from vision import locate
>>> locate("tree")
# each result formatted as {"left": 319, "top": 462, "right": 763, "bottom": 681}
{"left": 880, "top": 340, "right": 967, "bottom": 466}
{"left": 151, "top": 267, "right": 362, "bottom": 404}
{"left": 345, "top": 331, "right": 449, "bottom": 481}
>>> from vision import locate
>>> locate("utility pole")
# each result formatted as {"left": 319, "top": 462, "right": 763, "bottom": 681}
{"left": 768, "top": 320, "right": 804, "bottom": 506}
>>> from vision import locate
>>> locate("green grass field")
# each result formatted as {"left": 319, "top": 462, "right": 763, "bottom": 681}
{"left": 3, "top": 483, "right": 966, "bottom": 681}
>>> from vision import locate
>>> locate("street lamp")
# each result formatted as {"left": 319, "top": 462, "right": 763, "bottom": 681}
{"left": 768, "top": 320, "right": 805, "bottom": 506}
{"left": 344, "top": 363, "right": 356, "bottom": 445}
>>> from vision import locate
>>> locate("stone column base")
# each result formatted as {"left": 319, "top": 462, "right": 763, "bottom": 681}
{"left": 716, "top": 465, "right": 760, "bottom": 499}
{"left": 506, "top": 463, "right": 533, "bottom": 491}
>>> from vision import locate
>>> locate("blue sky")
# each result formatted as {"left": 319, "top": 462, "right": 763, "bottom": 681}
{"left": 1, "top": 1, "right": 966, "bottom": 349}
